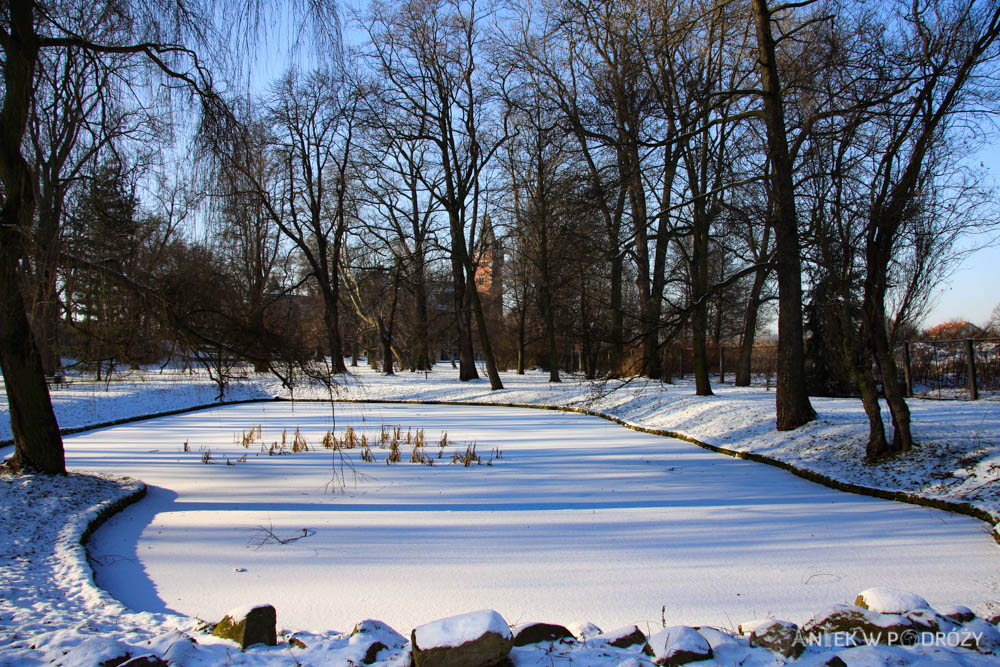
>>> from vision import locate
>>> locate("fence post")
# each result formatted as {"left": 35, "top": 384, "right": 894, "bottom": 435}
{"left": 719, "top": 347, "right": 725, "bottom": 383}
{"left": 966, "top": 339, "right": 979, "bottom": 400}
{"left": 903, "top": 342, "right": 913, "bottom": 398}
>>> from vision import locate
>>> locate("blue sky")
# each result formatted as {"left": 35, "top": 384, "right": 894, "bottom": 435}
{"left": 925, "top": 149, "right": 999, "bottom": 328}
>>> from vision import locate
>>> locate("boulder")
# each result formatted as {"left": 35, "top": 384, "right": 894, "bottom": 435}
{"left": 741, "top": 619, "right": 803, "bottom": 658}
{"left": 352, "top": 619, "right": 408, "bottom": 649}
{"left": 361, "top": 642, "right": 388, "bottom": 664}
{"left": 904, "top": 608, "right": 940, "bottom": 633}
{"left": 212, "top": 604, "right": 277, "bottom": 649}
{"left": 958, "top": 618, "right": 1000, "bottom": 653}
{"left": 939, "top": 605, "right": 976, "bottom": 624}
{"left": 803, "top": 604, "right": 916, "bottom": 645}
{"left": 567, "top": 621, "right": 603, "bottom": 640}
{"left": 511, "top": 622, "right": 575, "bottom": 646}
{"left": 411, "top": 609, "right": 513, "bottom": 667}
{"left": 647, "top": 626, "right": 713, "bottom": 666}
{"left": 854, "top": 587, "right": 929, "bottom": 614}
{"left": 344, "top": 620, "right": 406, "bottom": 664}
{"left": 592, "top": 625, "right": 648, "bottom": 649}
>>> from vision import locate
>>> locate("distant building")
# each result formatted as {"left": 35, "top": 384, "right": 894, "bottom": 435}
{"left": 923, "top": 320, "right": 984, "bottom": 340}
{"left": 473, "top": 217, "right": 503, "bottom": 302}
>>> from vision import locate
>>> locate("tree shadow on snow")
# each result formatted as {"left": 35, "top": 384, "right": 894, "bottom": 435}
{"left": 87, "top": 485, "right": 181, "bottom": 616}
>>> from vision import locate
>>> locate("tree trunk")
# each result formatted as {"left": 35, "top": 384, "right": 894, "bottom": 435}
{"left": 856, "top": 357, "right": 890, "bottom": 462}
{"left": 540, "top": 279, "right": 560, "bottom": 382}
{"left": 465, "top": 266, "right": 503, "bottom": 390}
{"left": 863, "top": 297, "right": 913, "bottom": 453}
{"left": 516, "top": 302, "right": 526, "bottom": 375}
{"left": 30, "top": 192, "right": 63, "bottom": 376}
{"left": 751, "top": 0, "right": 816, "bottom": 430}
{"left": 537, "top": 217, "right": 560, "bottom": 383}
{"left": 379, "top": 318, "right": 394, "bottom": 375}
{"left": 692, "top": 307, "right": 712, "bottom": 396}
{"left": 609, "top": 250, "right": 624, "bottom": 371}
{"left": 321, "top": 288, "right": 347, "bottom": 374}
{"left": 451, "top": 252, "right": 478, "bottom": 381}
{"left": 735, "top": 264, "right": 768, "bottom": 386}
{"left": 0, "top": 0, "right": 66, "bottom": 474}
{"left": 689, "top": 172, "right": 712, "bottom": 397}
{"left": 412, "top": 269, "right": 431, "bottom": 371}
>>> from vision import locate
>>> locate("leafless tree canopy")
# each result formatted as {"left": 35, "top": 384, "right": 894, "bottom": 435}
{"left": 3, "top": 0, "right": 1000, "bottom": 473}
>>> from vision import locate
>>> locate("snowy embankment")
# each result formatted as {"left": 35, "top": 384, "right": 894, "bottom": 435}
{"left": 1, "top": 364, "right": 999, "bottom": 666}
{"left": 283, "top": 364, "right": 1000, "bottom": 524}
{"left": 3, "top": 364, "right": 998, "bottom": 523}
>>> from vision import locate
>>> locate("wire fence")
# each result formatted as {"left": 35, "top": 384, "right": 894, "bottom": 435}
{"left": 897, "top": 338, "right": 1000, "bottom": 400}
{"left": 667, "top": 338, "right": 999, "bottom": 400}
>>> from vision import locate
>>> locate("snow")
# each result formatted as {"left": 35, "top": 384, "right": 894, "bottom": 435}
{"left": 2, "top": 362, "right": 1000, "bottom": 665}
{"left": 4, "top": 363, "right": 1000, "bottom": 522}
{"left": 647, "top": 625, "right": 712, "bottom": 661}
{"left": 412, "top": 609, "right": 511, "bottom": 649}
{"left": 856, "top": 587, "right": 931, "bottom": 614}
{"left": 566, "top": 621, "right": 602, "bottom": 639}
{"left": 61, "top": 400, "right": 998, "bottom": 635}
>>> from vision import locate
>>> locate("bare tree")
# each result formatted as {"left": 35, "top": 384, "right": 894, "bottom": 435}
{"left": 749, "top": 0, "right": 818, "bottom": 429}
{"left": 356, "top": 96, "right": 443, "bottom": 372}
{"left": 837, "top": 0, "right": 1000, "bottom": 459}
{"left": 0, "top": 0, "right": 342, "bottom": 474}
{"left": 361, "top": 0, "right": 506, "bottom": 389}
{"left": 266, "top": 68, "right": 361, "bottom": 373}
{"left": 211, "top": 117, "right": 287, "bottom": 372}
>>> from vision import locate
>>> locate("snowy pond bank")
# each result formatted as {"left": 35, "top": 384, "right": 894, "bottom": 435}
{"left": 79, "top": 401, "right": 998, "bottom": 634}
{"left": 2, "top": 364, "right": 1000, "bottom": 664}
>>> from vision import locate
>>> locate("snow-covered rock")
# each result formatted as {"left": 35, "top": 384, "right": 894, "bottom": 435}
{"left": 646, "top": 626, "right": 713, "bottom": 665}
{"left": 568, "top": 621, "right": 603, "bottom": 640}
{"left": 741, "top": 618, "right": 803, "bottom": 658}
{"left": 511, "top": 622, "right": 575, "bottom": 646}
{"left": 346, "top": 619, "right": 407, "bottom": 665}
{"left": 351, "top": 619, "right": 407, "bottom": 649}
{"left": 855, "top": 587, "right": 931, "bottom": 614}
{"left": 410, "top": 609, "right": 513, "bottom": 667}
{"left": 591, "top": 624, "right": 647, "bottom": 649}
{"left": 959, "top": 618, "right": 1000, "bottom": 653}
{"left": 939, "top": 605, "right": 976, "bottom": 624}
{"left": 212, "top": 603, "right": 277, "bottom": 648}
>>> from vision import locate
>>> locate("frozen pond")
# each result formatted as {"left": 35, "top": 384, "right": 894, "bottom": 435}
{"left": 81, "top": 401, "right": 1000, "bottom": 634}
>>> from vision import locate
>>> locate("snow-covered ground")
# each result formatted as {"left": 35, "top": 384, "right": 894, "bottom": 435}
{"left": 2, "top": 363, "right": 999, "bottom": 665}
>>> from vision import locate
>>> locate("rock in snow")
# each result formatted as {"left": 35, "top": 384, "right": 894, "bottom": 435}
{"left": 212, "top": 604, "right": 277, "bottom": 649}
{"left": 855, "top": 587, "right": 931, "bottom": 614}
{"left": 352, "top": 618, "right": 408, "bottom": 649}
{"left": 646, "top": 626, "right": 713, "bottom": 665}
{"left": 939, "top": 604, "right": 977, "bottom": 624}
{"left": 567, "top": 621, "right": 603, "bottom": 640}
{"left": 410, "top": 609, "right": 513, "bottom": 667}
{"left": 741, "top": 618, "right": 804, "bottom": 658}
{"left": 511, "top": 621, "right": 575, "bottom": 646}
{"left": 349, "top": 619, "right": 408, "bottom": 665}
{"left": 591, "top": 624, "right": 648, "bottom": 649}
